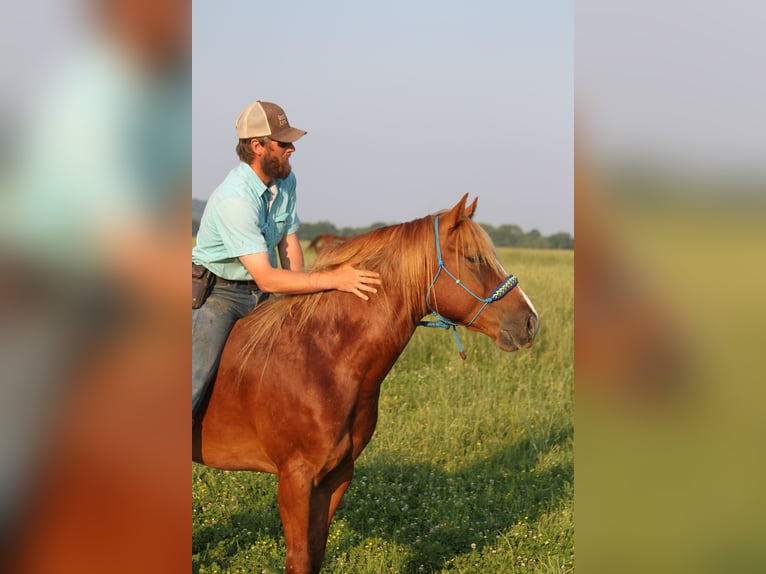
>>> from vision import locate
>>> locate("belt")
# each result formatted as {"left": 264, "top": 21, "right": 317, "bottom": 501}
{"left": 213, "top": 274, "right": 260, "bottom": 290}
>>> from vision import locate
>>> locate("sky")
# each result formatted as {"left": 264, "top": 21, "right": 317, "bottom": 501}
{"left": 193, "top": 0, "right": 574, "bottom": 235}
{"left": 4, "top": 2, "right": 764, "bottom": 236}
{"left": 576, "top": 0, "right": 766, "bottom": 176}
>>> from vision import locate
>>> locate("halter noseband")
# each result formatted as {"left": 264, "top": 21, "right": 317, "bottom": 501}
{"left": 419, "top": 215, "right": 519, "bottom": 359}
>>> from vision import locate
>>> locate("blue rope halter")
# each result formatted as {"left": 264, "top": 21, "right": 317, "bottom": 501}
{"left": 419, "top": 215, "right": 519, "bottom": 359}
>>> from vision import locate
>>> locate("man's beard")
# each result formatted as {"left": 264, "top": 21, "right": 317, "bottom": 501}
{"left": 261, "top": 153, "right": 291, "bottom": 181}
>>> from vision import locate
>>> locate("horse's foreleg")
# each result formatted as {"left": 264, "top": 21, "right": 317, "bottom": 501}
{"left": 277, "top": 466, "right": 314, "bottom": 574}
{"left": 278, "top": 459, "right": 354, "bottom": 574}
{"left": 322, "top": 459, "right": 354, "bottom": 528}
{"left": 306, "top": 460, "right": 354, "bottom": 570}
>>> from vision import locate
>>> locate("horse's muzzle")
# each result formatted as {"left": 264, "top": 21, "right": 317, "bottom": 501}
{"left": 497, "top": 311, "right": 539, "bottom": 351}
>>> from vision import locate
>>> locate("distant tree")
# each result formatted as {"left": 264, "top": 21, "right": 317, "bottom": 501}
{"left": 496, "top": 224, "right": 525, "bottom": 247}
{"left": 522, "top": 229, "right": 544, "bottom": 249}
{"left": 547, "top": 232, "right": 574, "bottom": 250}
{"left": 479, "top": 223, "right": 496, "bottom": 236}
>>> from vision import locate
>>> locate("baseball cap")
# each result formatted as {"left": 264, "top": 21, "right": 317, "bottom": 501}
{"left": 235, "top": 100, "right": 307, "bottom": 142}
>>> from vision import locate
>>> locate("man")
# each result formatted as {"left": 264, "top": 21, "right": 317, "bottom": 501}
{"left": 192, "top": 100, "right": 380, "bottom": 416}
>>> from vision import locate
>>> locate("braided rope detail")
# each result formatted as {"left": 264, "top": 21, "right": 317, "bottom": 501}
{"left": 489, "top": 275, "right": 518, "bottom": 302}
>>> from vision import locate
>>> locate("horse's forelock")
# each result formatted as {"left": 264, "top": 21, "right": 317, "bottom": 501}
{"left": 455, "top": 218, "right": 507, "bottom": 276}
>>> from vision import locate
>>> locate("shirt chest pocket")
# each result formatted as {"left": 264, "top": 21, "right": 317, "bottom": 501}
{"left": 260, "top": 213, "right": 288, "bottom": 250}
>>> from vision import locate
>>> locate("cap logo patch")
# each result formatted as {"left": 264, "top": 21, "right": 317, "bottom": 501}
{"left": 277, "top": 114, "right": 287, "bottom": 126}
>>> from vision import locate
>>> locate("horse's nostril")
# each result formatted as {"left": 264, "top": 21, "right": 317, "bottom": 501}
{"left": 527, "top": 314, "right": 539, "bottom": 338}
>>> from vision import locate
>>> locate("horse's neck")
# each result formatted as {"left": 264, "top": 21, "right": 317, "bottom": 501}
{"left": 385, "top": 291, "right": 423, "bottom": 342}
{"left": 357, "top": 272, "right": 428, "bottom": 359}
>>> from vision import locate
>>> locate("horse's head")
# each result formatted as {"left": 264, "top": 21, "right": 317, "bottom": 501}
{"left": 426, "top": 194, "right": 539, "bottom": 352}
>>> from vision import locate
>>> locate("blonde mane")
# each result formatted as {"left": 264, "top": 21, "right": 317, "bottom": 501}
{"left": 234, "top": 212, "right": 504, "bottom": 377}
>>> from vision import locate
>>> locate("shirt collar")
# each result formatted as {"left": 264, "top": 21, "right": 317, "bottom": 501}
{"left": 240, "top": 161, "right": 268, "bottom": 193}
{"left": 239, "top": 162, "right": 281, "bottom": 206}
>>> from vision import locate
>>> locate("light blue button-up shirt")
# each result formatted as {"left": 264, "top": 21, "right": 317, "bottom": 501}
{"left": 192, "top": 162, "right": 300, "bottom": 280}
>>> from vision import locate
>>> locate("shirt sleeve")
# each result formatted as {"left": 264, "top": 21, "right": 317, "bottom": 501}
{"left": 214, "top": 196, "right": 269, "bottom": 258}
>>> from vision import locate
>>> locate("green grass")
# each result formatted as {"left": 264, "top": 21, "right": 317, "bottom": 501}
{"left": 193, "top": 247, "right": 573, "bottom": 573}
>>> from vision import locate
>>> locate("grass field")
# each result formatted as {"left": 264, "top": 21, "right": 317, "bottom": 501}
{"left": 192, "top": 247, "right": 574, "bottom": 573}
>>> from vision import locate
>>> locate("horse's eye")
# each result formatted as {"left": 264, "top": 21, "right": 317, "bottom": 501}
{"left": 465, "top": 254, "right": 483, "bottom": 264}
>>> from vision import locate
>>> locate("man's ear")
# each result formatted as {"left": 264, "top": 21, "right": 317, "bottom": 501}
{"left": 250, "top": 138, "right": 263, "bottom": 157}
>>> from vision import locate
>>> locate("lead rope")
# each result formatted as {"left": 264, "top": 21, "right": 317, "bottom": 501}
{"left": 419, "top": 316, "right": 467, "bottom": 360}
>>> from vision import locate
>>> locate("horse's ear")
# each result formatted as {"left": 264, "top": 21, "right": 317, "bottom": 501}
{"left": 445, "top": 194, "right": 469, "bottom": 228}
{"left": 464, "top": 197, "right": 478, "bottom": 219}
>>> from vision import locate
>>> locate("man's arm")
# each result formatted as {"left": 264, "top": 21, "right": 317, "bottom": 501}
{"left": 239, "top": 251, "right": 380, "bottom": 300}
{"left": 277, "top": 232, "right": 304, "bottom": 272}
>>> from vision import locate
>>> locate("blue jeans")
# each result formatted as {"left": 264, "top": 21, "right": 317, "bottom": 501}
{"left": 192, "top": 284, "right": 268, "bottom": 416}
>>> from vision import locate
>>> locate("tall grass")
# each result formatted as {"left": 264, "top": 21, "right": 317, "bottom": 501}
{"left": 193, "top": 247, "right": 573, "bottom": 573}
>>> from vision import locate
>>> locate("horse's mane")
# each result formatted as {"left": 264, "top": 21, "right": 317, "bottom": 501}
{"left": 234, "top": 211, "right": 504, "bottom": 377}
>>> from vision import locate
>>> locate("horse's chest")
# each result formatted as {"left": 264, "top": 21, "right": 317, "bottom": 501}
{"left": 348, "top": 396, "right": 380, "bottom": 458}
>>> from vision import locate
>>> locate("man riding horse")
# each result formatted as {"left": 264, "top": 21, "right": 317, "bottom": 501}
{"left": 191, "top": 100, "right": 381, "bottom": 418}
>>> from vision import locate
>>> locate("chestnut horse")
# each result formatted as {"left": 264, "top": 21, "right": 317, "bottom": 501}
{"left": 192, "top": 195, "right": 539, "bottom": 573}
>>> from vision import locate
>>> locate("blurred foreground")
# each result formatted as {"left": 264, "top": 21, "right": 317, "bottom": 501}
{"left": 576, "top": 1, "right": 766, "bottom": 571}
{"left": 575, "top": 151, "right": 766, "bottom": 572}
{"left": 1, "top": 0, "right": 190, "bottom": 572}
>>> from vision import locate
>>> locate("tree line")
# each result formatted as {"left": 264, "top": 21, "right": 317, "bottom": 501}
{"left": 295, "top": 221, "right": 573, "bottom": 250}
{"left": 192, "top": 198, "right": 573, "bottom": 250}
